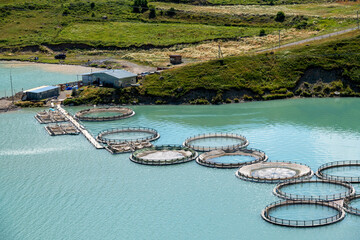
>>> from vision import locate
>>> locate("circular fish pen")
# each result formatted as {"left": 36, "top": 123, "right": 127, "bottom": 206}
{"left": 261, "top": 200, "right": 346, "bottom": 227}
{"left": 75, "top": 107, "right": 135, "bottom": 121}
{"left": 344, "top": 194, "right": 360, "bottom": 216}
{"left": 97, "top": 127, "right": 159, "bottom": 144}
{"left": 273, "top": 179, "right": 355, "bottom": 201}
{"left": 196, "top": 148, "right": 267, "bottom": 168}
{"left": 316, "top": 160, "right": 360, "bottom": 183}
{"left": 236, "top": 161, "right": 313, "bottom": 183}
{"left": 183, "top": 133, "right": 249, "bottom": 152}
{"left": 130, "top": 145, "right": 198, "bottom": 165}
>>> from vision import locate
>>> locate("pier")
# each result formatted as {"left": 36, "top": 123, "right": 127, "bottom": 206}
{"left": 57, "top": 105, "right": 104, "bottom": 149}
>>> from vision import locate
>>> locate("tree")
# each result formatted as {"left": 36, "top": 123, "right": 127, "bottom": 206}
{"left": 140, "top": 0, "right": 148, "bottom": 13}
{"left": 132, "top": 0, "right": 140, "bottom": 13}
{"left": 149, "top": 7, "right": 156, "bottom": 19}
{"left": 90, "top": 2, "right": 95, "bottom": 9}
{"left": 275, "top": 11, "right": 285, "bottom": 22}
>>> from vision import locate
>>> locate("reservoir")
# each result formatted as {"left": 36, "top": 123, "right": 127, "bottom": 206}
{"left": 1, "top": 63, "right": 360, "bottom": 239}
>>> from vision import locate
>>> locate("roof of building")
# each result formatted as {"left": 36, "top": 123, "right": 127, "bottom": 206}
{"left": 82, "top": 70, "right": 137, "bottom": 79}
{"left": 25, "top": 85, "right": 59, "bottom": 93}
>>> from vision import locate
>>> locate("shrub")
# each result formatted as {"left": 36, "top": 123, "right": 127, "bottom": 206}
{"left": 275, "top": 11, "right": 285, "bottom": 22}
{"left": 259, "top": 29, "right": 266, "bottom": 37}
{"left": 225, "top": 98, "right": 232, "bottom": 103}
{"left": 90, "top": 2, "right": 95, "bottom": 9}
{"left": 190, "top": 98, "right": 210, "bottom": 105}
{"left": 234, "top": 98, "right": 239, "bottom": 103}
{"left": 243, "top": 95, "right": 253, "bottom": 101}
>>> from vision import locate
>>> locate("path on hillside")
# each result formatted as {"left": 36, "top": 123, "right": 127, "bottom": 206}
{"left": 258, "top": 27, "right": 359, "bottom": 53}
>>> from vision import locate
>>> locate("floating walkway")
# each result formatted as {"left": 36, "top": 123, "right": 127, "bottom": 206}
{"left": 316, "top": 160, "right": 360, "bottom": 183}
{"left": 75, "top": 107, "right": 135, "bottom": 122}
{"left": 35, "top": 110, "right": 68, "bottom": 124}
{"left": 45, "top": 123, "right": 80, "bottom": 136}
{"left": 261, "top": 200, "right": 346, "bottom": 227}
{"left": 57, "top": 105, "right": 104, "bottom": 149}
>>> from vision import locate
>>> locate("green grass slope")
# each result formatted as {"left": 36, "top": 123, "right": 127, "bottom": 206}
{"left": 140, "top": 30, "right": 360, "bottom": 103}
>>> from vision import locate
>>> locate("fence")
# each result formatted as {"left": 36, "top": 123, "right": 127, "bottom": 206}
{"left": 130, "top": 145, "right": 198, "bottom": 165}
{"left": 75, "top": 107, "right": 134, "bottom": 122}
{"left": 183, "top": 133, "right": 249, "bottom": 152}
{"left": 262, "top": 199, "right": 345, "bottom": 227}
{"left": 274, "top": 179, "right": 355, "bottom": 201}
{"left": 97, "top": 127, "right": 159, "bottom": 144}
{"left": 316, "top": 160, "right": 360, "bottom": 183}
{"left": 196, "top": 147, "right": 267, "bottom": 169}
{"left": 236, "top": 161, "right": 314, "bottom": 183}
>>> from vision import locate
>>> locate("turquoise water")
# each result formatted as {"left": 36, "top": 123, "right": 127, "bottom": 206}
{"left": 0, "top": 62, "right": 86, "bottom": 98}
{"left": 2, "top": 64, "right": 360, "bottom": 239}
{"left": 2, "top": 100, "right": 360, "bottom": 239}
{"left": 279, "top": 182, "right": 351, "bottom": 197}
{"left": 323, "top": 166, "right": 360, "bottom": 177}
{"left": 269, "top": 204, "right": 339, "bottom": 221}
{"left": 349, "top": 198, "right": 360, "bottom": 209}
{"left": 188, "top": 137, "right": 244, "bottom": 148}
{"left": 208, "top": 155, "right": 255, "bottom": 164}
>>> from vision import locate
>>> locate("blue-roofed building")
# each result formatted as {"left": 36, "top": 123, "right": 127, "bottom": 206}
{"left": 81, "top": 70, "right": 137, "bottom": 88}
{"left": 25, "top": 85, "right": 60, "bottom": 100}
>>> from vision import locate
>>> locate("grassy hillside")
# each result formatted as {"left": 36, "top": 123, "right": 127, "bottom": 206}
{"left": 140, "top": 30, "right": 360, "bottom": 102}
{"left": 0, "top": 0, "right": 358, "bottom": 50}
{"left": 64, "top": 30, "right": 360, "bottom": 105}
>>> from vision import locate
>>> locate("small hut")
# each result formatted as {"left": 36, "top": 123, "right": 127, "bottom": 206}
{"left": 169, "top": 55, "right": 182, "bottom": 64}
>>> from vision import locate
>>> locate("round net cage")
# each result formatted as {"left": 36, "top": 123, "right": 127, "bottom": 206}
{"left": 97, "top": 127, "right": 159, "bottom": 144}
{"left": 261, "top": 200, "right": 345, "bottom": 227}
{"left": 196, "top": 148, "right": 267, "bottom": 168}
{"left": 236, "top": 161, "right": 313, "bottom": 183}
{"left": 130, "top": 145, "right": 198, "bottom": 165}
{"left": 75, "top": 107, "right": 134, "bottom": 121}
{"left": 316, "top": 160, "right": 360, "bottom": 183}
{"left": 273, "top": 179, "right": 355, "bottom": 201}
{"left": 183, "top": 133, "right": 249, "bottom": 152}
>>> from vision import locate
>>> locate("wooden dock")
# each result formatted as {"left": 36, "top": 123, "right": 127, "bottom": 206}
{"left": 57, "top": 105, "right": 104, "bottom": 149}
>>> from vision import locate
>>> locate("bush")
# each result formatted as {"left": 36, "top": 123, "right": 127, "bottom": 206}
{"left": 234, "top": 98, "right": 239, "bottom": 103}
{"left": 259, "top": 29, "right": 266, "bottom": 37}
{"left": 275, "top": 11, "right": 285, "bottom": 22}
{"left": 225, "top": 98, "right": 232, "bottom": 103}
{"left": 189, "top": 98, "right": 210, "bottom": 105}
{"left": 243, "top": 95, "right": 253, "bottom": 101}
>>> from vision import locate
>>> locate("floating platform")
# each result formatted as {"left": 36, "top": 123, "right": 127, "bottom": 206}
{"left": 273, "top": 179, "right": 355, "bottom": 201}
{"left": 196, "top": 148, "right": 267, "bottom": 169}
{"left": 75, "top": 107, "right": 135, "bottom": 122}
{"left": 45, "top": 123, "right": 80, "bottom": 136}
{"left": 183, "top": 133, "right": 249, "bottom": 152}
{"left": 35, "top": 110, "right": 68, "bottom": 124}
{"left": 106, "top": 141, "right": 153, "bottom": 154}
{"left": 316, "top": 160, "right": 360, "bottom": 183}
{"left": 57, "top": 105, "right": 104, "bottom": 149}
{"left": 261, "top": 200, "right": 346, "bottom": 227}
{"left": 97, "top": 127, "right": 159, "bottom": 144}
{"left": 130, "top": 145, "right": 198, "bottom": 165}
{"left": 236, "top": 161, "right": 313, "bottom": 183}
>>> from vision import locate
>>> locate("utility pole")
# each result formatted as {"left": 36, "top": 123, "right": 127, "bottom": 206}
{"left": 218, "top": 43, "right": 223, "bottom": 59}
{"left": 10, "top": 67, "right": 14, "bottom": 104}
{"left": 278, "top": 30, "right": 281, "bottom": 49}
